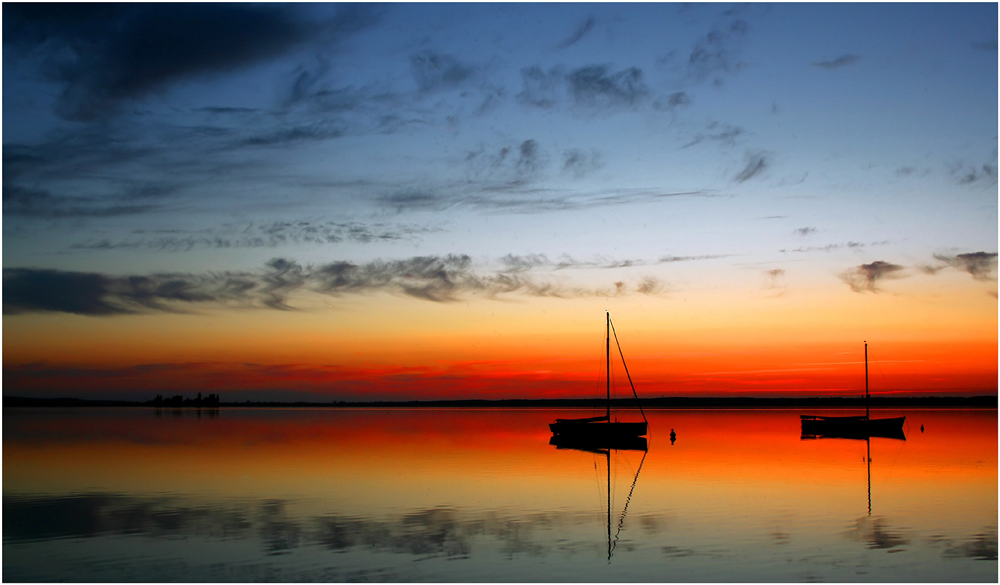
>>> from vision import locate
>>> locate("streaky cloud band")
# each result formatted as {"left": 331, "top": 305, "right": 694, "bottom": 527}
{"left": 3, "top": 255, "right": 671, "bottom": 316}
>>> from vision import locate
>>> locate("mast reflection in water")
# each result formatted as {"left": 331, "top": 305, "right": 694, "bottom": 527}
{"left": 550, "top": 433, "right": 648, "bottom": 562}
{"left": 3, "top": 407, "right": 996, "bottom": 582}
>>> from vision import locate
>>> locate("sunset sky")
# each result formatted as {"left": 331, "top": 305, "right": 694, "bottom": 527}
{"left": 3, "top": 3, "right": 997, "bottom": 401}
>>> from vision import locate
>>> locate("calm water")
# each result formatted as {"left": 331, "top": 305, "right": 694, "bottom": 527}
{"left": 3, "top": 407, "right": 996, "bottom": 582}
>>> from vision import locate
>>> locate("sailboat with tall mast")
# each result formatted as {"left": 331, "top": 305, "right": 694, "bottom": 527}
{"left": 549, "top": 312, "right": 647, "bottom": 448}
{"left": 800, "top": 342, "right": 906, "bottom": 439}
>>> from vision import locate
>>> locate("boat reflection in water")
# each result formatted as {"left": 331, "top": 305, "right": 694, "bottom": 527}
{"left": 802, "top": 420, "right": 906, "bottom": 544}
{"left": 550, "top": 433, "right": 648, "bottom": 562}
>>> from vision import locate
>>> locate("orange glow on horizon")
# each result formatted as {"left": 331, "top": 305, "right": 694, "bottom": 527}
{"left": 3, "top": 283, "right": 996, "bottom": 399}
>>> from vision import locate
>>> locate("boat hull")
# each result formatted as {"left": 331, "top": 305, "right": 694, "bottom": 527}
{"left": 549, "top": 420, "right": 647, "bottom": 438}
{"left": 800, "top": 415, "right": 906, "bottom": 440}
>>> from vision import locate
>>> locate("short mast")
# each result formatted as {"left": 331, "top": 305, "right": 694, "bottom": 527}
{"left": 864, "top": 341, "right": 869, "bottom": 420}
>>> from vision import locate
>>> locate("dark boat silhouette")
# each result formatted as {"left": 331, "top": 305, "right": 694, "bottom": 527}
{"left": 550, "top": 312, "right": 648, "bottom": 441}
{"left": 801, "top": 342, "right": 905, "bottom": 438}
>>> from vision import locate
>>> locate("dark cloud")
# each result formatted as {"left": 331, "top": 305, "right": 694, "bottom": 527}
{"left": 685, "top": 19, "right": 750, "bottom": 84}
{"left": 498, "top": 253, "right": 657, "bottom": 272}
{"left": 812, "top": 54, "right": 862, "bottom": 70}
{"left": 2, "top": 183, "right": 158, "bottom": 218}
{"left": 410, "top": 51, "right": 476, "bottom": 92}
{"left": 932, "top": 252, "right": 998, "bottom": 282}
{"left": 947, "top": 159, "right": 998, "bottom": 185}
{"left": 840, "top": 261, "right": 906, "bottom": 293}
{"left": 653, "top": 91, "right": 692, "bottom": 113}
{"left": 516, "top": 66, "right": 565, "bottom": 108}
{"left": 733, "top": 151, "right": 768, "bottom": 183}
{"left": 517, "top": 63, "right": 651, "bottom": 112}
{"left": 454, "top": 188, "right": 713, "bottom": 214}
{"left": 556, "top": 16, "right": 596, "bottom": 49}
{"left": 4, "top": 4, "right": 378, "bottom": 121}
{"left": 4, "top": 254, "right": 684, "bottom": 316}
{"left": 764, "top": 268, "right": 786, "bottom": 289}
{"left": 657, "top": 254, "right": 733, "bottom": 263}
{"left": 516, "top": 139, "right": 545, "bottom": 177}
{"left": 499, "top": 254, "right": 550, "bottom": 273}
{"left": 567, "top": 65, "right": 649, "bottom": 109}
{"left": 378, "top": 190, "right": 447, "bottom": 213}
{"left": 242, "top": 123, "right": 345, "bottom": 147}
{"left": 464, "top": 139, "right": 549, "bottom": 186}
{"left": 795, "top": 227, "right": 816, "bottom": 236}
{"left": 3, "top": 261, "right": 302, "bottom": 316}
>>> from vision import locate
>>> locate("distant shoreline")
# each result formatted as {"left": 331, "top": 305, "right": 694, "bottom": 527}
{"left": 4, "top": 395, "right": 996, "bottom": 409}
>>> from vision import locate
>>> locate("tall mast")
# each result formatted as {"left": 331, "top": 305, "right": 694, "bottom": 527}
{"left": 606, "top": 311, "right": 611, "bottom": 420}
{"left": 864, "top": 341, "right": 869, "bottom": 420}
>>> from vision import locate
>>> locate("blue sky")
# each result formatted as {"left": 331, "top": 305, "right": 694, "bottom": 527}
{"left": 3, "top": 2, "right": 997, "bottom": 320}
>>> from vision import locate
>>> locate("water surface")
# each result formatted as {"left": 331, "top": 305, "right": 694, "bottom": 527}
{"left": 3, "top": 407, "right": 996, "bottom": 581}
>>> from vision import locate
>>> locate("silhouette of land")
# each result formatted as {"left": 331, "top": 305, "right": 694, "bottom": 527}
{"left": 4, "top": 395, "right": 996, "bottom": 408}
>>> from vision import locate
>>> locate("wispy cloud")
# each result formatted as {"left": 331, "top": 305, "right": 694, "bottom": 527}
{"left": 840, "top": 260, "right": 906, "bottom": 293}
{"left": 69, "top": 221, "right": 440, "bottom": 252}
{"left": 812, "top": 54, "right": 861, "bottom": 70}
{"left": 795, "top": 227, "right": 817, "bottom": 236}
{"left": 496, "top": 252, "right": 732, "bottom": 273}
{"left": 733, "top": 150, "right": 768, "bottom": 183}
{"left": 780, "top": 240, "right": 889, "bottom": 254}
{"left": 555, "top": 15, "right": 596, "bottom": 49}
{"left": 561, "top": 149, "right": 603, "bottom": 178}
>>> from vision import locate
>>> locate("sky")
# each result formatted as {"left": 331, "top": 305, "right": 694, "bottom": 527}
{"left": 3, "top": 2, "right": 997, "bottom": 401}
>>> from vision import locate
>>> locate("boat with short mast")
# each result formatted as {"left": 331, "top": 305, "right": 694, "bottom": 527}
{"left": 800, "top": 342, "right": 905, "bottom": 438}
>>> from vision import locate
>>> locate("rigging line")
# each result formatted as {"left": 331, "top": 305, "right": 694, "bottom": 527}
{"left": 609, "top": 317, "right": 647, "bottom": 423}
{"left": 610, "top": 447, "right": 648, "bottom": 557}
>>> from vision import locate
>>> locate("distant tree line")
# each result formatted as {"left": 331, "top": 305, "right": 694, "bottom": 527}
{"left": 149, "top": 392, "right": 220, "bottom": 407}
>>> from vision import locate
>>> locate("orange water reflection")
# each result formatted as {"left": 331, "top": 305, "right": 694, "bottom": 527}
{"left": 4, "top": 407, "right": 996, "bottom": 582}
{"left": 5, "top": 407, "right": 995, "bottom": 500}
